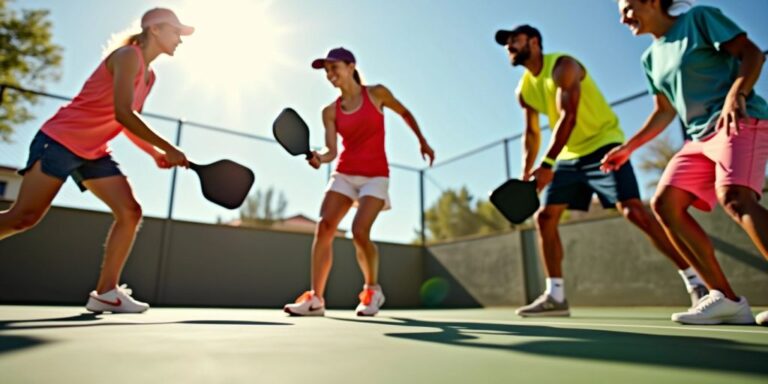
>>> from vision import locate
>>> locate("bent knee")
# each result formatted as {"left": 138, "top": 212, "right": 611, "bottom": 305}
{"left": 114, "top": 202, "right": 143, "bottom": 224}
{"left": 11, "top": 210, "right": 47, "bottom": 232}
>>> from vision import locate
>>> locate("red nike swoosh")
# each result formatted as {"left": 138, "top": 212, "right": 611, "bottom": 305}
{"left": 93, "top": 297, "right": 122, "bottom": 306}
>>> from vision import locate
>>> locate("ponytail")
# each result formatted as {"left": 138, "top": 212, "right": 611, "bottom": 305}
{"left": 353, "top": 69, "right": 363, "bottom": 85}
{"left": 101, "top": 21, "right": 146, "bottom": 58}
{"left": 123, "top": 29, "right": 149, "bottom": 46}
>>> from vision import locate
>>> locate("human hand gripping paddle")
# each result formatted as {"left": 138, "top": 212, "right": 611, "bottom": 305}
{"left": 272, "top": 107, "right": 325, "bottom": 169}
{"left": 489, "top": 178, "right": 540, "bottom": 225}
{"left": 490, "top": 161, "right": 558, "bottom": 225}
{"left": 155, "top": 148, "right": 255, "bottom": 210}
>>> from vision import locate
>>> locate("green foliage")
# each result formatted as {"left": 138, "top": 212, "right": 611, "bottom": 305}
{"left": 0, "top": 0, "right": 63, "bottom": 141}
{"left": 239, "top": 186, "right": 288, "bottom": 227}
{"left": 419, "top": 186, "right": 510, "bottom": 243}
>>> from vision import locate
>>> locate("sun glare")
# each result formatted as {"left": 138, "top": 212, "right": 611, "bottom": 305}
{"left": 173, "top": 0, "right": 294, "bottom": 100}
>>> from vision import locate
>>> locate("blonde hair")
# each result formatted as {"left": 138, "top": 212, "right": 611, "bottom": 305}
{"left": 101, "top": 20, "right": 145, "bottom": 58}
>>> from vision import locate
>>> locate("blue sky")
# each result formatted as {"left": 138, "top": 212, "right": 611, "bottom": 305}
{"left": 2, "top": 0, "right": 768, "bottom": 243}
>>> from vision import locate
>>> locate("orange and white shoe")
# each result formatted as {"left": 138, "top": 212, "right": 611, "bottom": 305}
{"left": 283, "top": 291, "right": 325, "bottom": 316}
{"left": 85, "top": 284, "right": 149, "bottom": 314}
{"left": 356, "top": 285, "right": 385, "bottom": 317}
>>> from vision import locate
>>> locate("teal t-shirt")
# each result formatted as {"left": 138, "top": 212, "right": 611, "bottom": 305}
{"left": 642, "top": 6, "right": 768, "bottom": 141}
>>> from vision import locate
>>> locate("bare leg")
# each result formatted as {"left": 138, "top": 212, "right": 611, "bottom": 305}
{"left": 717, "top": 185, "right": 768, "bottom": 260}
{"left": 0, "top": 161, "right": 63, "bottom": 240}
{"left": 534, "top": 204, "right": 568, "bottom": 278}
{"left": 652, "top": 186, "right": 738, "bottom": 300}
{"left": 310, "top": 191, "right": 353, "bottom": 298}
{"left": 616, "top": 198, "right": 690, "bottom": 269}
{"left": 351, "top": 196, "right": 386, "bottom": 285}
{"left": 81, "top": 176, "right": 143, "bottom": 294}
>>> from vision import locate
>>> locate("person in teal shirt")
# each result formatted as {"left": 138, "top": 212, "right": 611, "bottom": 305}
{"left": 604, "top": 0, "right": 768, "bottom": 325}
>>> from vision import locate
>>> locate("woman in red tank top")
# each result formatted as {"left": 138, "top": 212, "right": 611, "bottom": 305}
{"left": 284, "top": 48, "right": 435, "bottom": 317}
{"left": 0, "top": 8, "right": 193, "bottom": 313}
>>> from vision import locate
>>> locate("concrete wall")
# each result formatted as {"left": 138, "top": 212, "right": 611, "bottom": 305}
{"left": 427, "top": 204, "right": 768, "bottom": 307}
{"left": 2, "top": 201, "right": 766, "bottom": 308}
{"left": 0, "top": 204, "right": 423, "bottom": 308}
{"left": 424, "top": 232, "right": 526, "bottom": 307}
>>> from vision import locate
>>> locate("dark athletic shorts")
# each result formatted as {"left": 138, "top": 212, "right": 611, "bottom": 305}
{"left": 542, "top": 143, "right": 641, "bottom": 211}
{"left": 19, "top": 131, "right": 123, "bottom": 192}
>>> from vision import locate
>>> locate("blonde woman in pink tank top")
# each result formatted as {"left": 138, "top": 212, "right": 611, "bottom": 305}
{"left": 0, "top": 8, "right": 193, "bottom": 313}
{"left": 284, "top": 48, "right": 436, "bottom": 317}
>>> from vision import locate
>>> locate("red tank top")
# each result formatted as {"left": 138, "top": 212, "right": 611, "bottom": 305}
{"left": 40, "top": 45, "right": 155, "bottom": 159}
{"left": 334, "top": 86, "right": 389, "bottom": 177}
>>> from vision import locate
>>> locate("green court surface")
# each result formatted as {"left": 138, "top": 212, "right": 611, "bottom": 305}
{"left": 1, "top": 306, "right": 766, "bottom": 384}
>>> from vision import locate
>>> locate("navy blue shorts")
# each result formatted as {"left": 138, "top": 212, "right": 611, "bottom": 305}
{"left": 542, "top": 143, "right": 641, "bottom": 211}
{"left": 18, "top": 131, "right": 123, "bottom": 192}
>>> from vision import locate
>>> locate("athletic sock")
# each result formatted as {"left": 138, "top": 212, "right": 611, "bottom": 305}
{"left": 678, "top": 267, "right": 705, "bottom": 292}
{"left": 545, "top": 278, "right": 565, "bottom": 302}
{"left": 364, "top": 284, "right": 381, "bottom": 291}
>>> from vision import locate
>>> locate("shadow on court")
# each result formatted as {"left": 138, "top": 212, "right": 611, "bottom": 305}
{"left": 333, "top": 317, "right": 768, "bottom": 376}
{"left": 0, "top": 312, "right": 291, "bottom": 355}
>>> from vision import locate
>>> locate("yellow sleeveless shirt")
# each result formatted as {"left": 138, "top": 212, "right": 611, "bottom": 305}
{"left": 516, "top": 53, "right": 624, "bottom": 160}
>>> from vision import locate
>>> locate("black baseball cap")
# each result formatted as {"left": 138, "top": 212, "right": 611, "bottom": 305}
{"left": 494, "top": 25, "right": 542, "bottom": 46}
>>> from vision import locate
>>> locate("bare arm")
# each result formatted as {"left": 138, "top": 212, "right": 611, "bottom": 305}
{"left": 519, "top": 94, "right": 541, "bottom": 180}
{"left": 307, "top": 104, "right": 338, "bottom": 169}
{"left": 526, "top": 56, "right": 583, "bottom": 190}
{"left": 626, "top": 93, "right": 677, "bottom": 152}
{"left": 371, "top": 84, "right": 435, "bottom": 165}
{"left": 543, "top": 56, "right": 583, "bottom": 161}
{"left": 718, "top": 34, "right": 766, "bottom": 134}
{"left": 600, "top": 93, "right": 677, "bottom": 172}
{"left": 110, "top": 47, "right": 187, "bottom": 167}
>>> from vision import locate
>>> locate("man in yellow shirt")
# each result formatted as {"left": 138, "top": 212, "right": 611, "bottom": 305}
{"left": 495, "top": 25, "right": 702, "bottom": 317}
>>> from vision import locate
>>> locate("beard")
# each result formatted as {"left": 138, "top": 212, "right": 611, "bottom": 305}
{"left": 510, "top": 41, "right": 531, "bottom": 66}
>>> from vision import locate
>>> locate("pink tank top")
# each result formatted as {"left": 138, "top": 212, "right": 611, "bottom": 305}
{"left": 334, "top": 87, "right": 389, "bottom": 177}
{"left": 41, "top": 45, "right": 155, "bottom": 159}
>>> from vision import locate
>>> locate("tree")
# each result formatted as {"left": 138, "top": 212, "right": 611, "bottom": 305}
{"left": 419, "top": 187, "right": 509, "bottom": 243}
{"left": 637, "top": 133, "right": 679, "bottom": 191}
{"left": 238, "top": 187, "right": 288, "bottom": 228}
{"left": 0, "top": 0, "right": 63, "bottom": 141}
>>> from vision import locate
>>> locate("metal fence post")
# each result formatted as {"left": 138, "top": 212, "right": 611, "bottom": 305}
{"left": 420, "top": 169, "right": 426, "bottom": 245}
{"left": 154, "top": 119, "right": 184, "bottom": 304}
{"left": 503, "top": 138, "right": 511, "bottom": 180}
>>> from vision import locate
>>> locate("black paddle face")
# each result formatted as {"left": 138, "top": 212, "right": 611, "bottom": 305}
{"left": 190, "top": 160, "right": 255, "bottom": 209}
{"left": 489, "top": 179, "right": 540, "bottom": 224}
{"left": 273, "top": 108, "right": 311, "bottom": 159}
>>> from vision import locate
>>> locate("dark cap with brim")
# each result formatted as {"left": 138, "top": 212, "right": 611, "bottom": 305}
{"left": 495, "top": 25, "right": 541, "bottom": 45}
{"left": 311, "top": 47, "right": 356, "bottom": 69}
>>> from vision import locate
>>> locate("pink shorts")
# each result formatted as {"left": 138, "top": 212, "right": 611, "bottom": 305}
{"left": 658, "top": 118, "right": 768, "bottom": 211}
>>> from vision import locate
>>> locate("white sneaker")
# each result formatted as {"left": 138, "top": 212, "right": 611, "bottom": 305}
{"left": 756, "top": 311, "right": 768, "bottom": 326}
{"left": 283, "top": 291, "right": 325, "bottom": 316}
{"left": 85, "top": 284, "right": 149, "bottom": 314}
{"left": 671, "top": 290, "right": 754, "bottom": 325}
{"left": 356, "top": 285, "right": 385, "bottom": 317}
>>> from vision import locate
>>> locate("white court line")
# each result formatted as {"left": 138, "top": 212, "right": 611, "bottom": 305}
{"left": 386, "top": 317, "right": 768, "bottom": 335}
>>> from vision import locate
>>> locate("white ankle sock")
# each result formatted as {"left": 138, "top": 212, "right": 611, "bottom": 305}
{"left": 545, "top": 278, "right": 565, "bottom": 302}
{"left": 678, "top": 267, "right": 705, "bottom": 292}
{"left": 364, "top": 284, "right": 381, "bottom": 291}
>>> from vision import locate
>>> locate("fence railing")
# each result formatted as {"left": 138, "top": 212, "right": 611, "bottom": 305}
{"left": 2, "top": 50, "right": 766, "bottom": 244}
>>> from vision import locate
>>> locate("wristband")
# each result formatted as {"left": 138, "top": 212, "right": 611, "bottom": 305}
{"left": 541, "top": 156, "right": 556, "bottom": 169}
